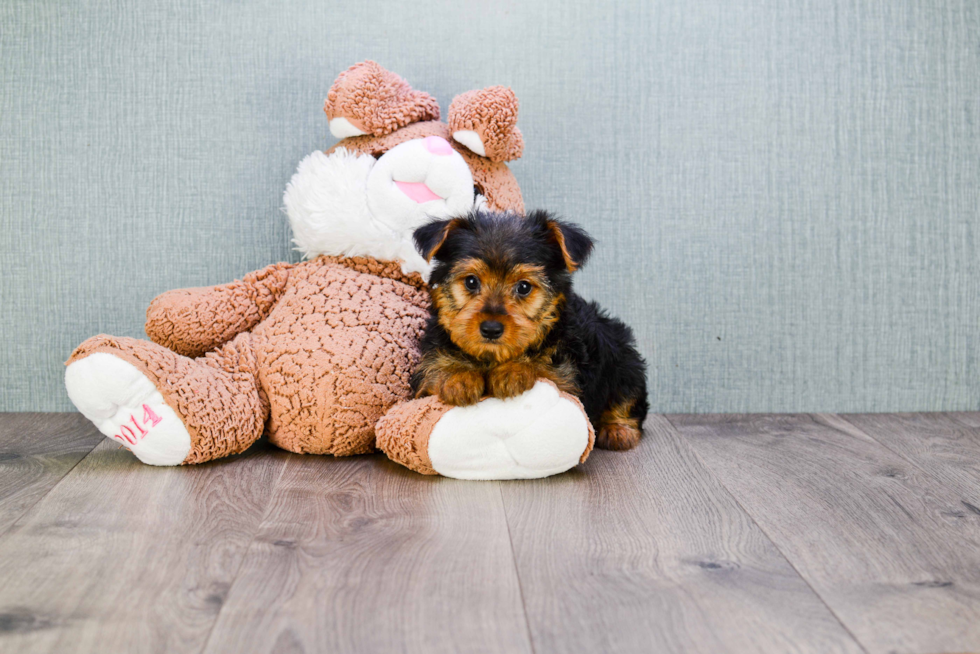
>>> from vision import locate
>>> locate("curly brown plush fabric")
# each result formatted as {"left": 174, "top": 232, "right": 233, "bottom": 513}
{"left": 575, "top": 392, "right": 596, "bottom": 464}
{"left": 67, "top": 333, "right": 268, "bottom": 464}
{"left": 448, "top": 86, "right": 524, "bottom": 162}
{"left": 69, "top": 256, "right": 430, "bottom": 462}
{"left": 328, "top": 121, "right": 525, "bottom": 215}
{"left": 376, "top": 380, "right": 596, "bottom": 476}
{"left": 65, "top": 63, "right": 585, "bottom": 475}
{"left": 146, "top": 262, "right": 293, "bottom": 358}
{"left": 374, "top": 395, "right": 451, "bottom": 475}
{"left": 323, "top": 60, "right": 440, "bottom": 136}
{"left": 254, "top": 257, "right": 428, "bottom": 455}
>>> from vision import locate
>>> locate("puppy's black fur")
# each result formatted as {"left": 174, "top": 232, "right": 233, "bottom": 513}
{"left": 411, "top": 209, "right": 649, "bottom": 450}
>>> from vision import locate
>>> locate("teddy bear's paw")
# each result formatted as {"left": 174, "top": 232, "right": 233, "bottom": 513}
{"left": 65, "top": 353, "right": 191, "bottom": 465}
{"left": 427, "top": 381, "right": 592, "bottom": 480}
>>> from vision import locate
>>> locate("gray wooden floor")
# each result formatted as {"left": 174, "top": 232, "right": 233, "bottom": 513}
{"left": 1, "top": 412, "right": 979, "bottom": 654}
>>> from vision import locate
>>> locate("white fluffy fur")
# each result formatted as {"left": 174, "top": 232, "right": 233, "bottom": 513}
{"left": 365, "top": 139, "right": 477, "bottom": 234}
{"left": 426, "top": 381, "right": 591, "bottom": 480}
{"left": 284, "top": 148, "right": 430, "bottom": 273}
{"left": 284, "top": 146, "right": 487, "bottom": 280}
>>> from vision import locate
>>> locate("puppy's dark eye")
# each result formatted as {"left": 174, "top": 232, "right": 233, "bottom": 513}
{"left": 464, "top": 275, "right": 480, "bottom": 292}
{"left": 515, "top": 280, "right": 533, "bottom": 297}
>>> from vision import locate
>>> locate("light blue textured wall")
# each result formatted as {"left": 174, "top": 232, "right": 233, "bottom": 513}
{"left": 1, "top": 0, "right": 978, "bottom": 412}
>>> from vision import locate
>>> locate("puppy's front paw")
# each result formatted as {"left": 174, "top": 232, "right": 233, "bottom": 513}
{"left": 436, "top": 370, "right": 485, "bottom": 406}
{"left": 596, "top": 423, "right": 642, "bottom": 451}
{"left": 487, "top": 361, "right": 537, "bottom": 399}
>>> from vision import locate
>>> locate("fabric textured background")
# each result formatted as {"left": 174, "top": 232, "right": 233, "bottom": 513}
{"left": 2, "top": 0, "right": 978, "bottom": 413}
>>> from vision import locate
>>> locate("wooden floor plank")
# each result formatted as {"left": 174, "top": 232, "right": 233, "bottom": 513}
{"left": 500, "top": 415, "right": 864, "bottom": 654}
{"left": 947, "top": 411, "right": 980, "bottom": 429}
{"left": 838, "top": 413, "right": 980, "bottom": 515}
{"left": 667, "top": 413, "right": 980, "bottom": 654}
{"left": 0, "top": 439, "right": 285, "bottom": 654}
{"left": 0, "top": 413, "right": 103, "bottom": 537}
{"left": 201, "top": 454, "right": 532, "bottom": 654}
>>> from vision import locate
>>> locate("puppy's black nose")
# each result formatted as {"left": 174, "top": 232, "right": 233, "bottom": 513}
{"left": 480, "top": 320, "right": 504, "bottom": 340}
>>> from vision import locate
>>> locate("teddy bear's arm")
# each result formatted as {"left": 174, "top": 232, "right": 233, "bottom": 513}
{"left": 145, "top": 262, "right": 293, "bottom": 358}
{"left": 376, "top": 380, "right": 596, "bottom": 479}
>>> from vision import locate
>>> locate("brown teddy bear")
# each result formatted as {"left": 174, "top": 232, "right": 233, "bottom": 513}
{"left": 65, "top": 61, "right": 593, "bottom": 479}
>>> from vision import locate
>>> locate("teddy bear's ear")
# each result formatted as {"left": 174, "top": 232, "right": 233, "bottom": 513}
{"left": 323, "top": 61, "right": 440, "bottom": 138}
{"left": 448, "top": 86, "right": 524, "bottom": 162}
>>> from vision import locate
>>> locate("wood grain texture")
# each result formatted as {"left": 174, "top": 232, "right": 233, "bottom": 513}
{"left": 839, "top": 413, "right": 980, "bottom": 512}
{"left": 201, "top": 454, "right": 532, "bottom": 654}
{"left": 0, "top": 439, "right": 284, "bottom": 654}
{"left": 0, "top": 413, "right": 103, "bottom": 536}
{"left": 500, "top": 415, "right": 864, "bottom": 654}
{"left": 948, "top": 412, "right": 980, "bottom": 428}
{"left": 4, "top": 412, "right": 980, "bottom": 653}
{"left": 668, "top": 413, "right": 980, "bottom": 654}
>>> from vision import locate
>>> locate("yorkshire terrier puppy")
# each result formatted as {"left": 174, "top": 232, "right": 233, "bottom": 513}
{"left": 410, "top": 209, "right": 649, "bottom": 450}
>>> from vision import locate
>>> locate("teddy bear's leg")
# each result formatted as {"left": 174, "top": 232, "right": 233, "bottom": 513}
{"left": 65, "top": 333, "right": 267, "bottom": 465}
{"left": 376, "top": 380, "right": 595, "bottom": 480}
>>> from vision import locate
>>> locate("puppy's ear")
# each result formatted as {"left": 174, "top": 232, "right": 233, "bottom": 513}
{"left": 414, "top": 217, "right": 466, "bottom": 262}
{"left": 531, "top": 211, "right": 594, "bottom": 272}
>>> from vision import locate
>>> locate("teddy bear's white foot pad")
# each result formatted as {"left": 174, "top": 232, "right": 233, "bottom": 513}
{"left": 427, "top": 381, "right": 590, "bottom": 480}
{"left": 65, "top": 353, "right": 191, "bottom": 466}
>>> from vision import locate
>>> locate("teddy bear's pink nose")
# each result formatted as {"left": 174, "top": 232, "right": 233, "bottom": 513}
{"left": 424, "top": 135, "right": 454, "bottom": 156}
